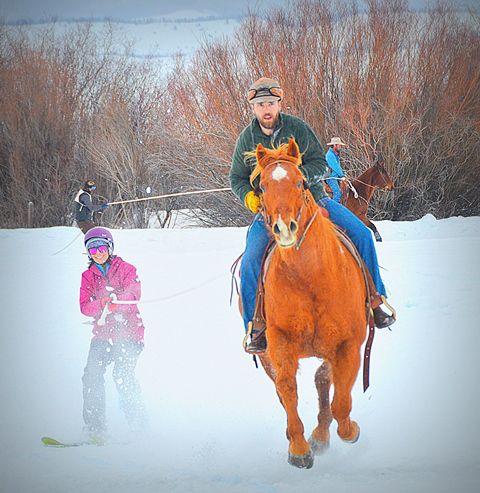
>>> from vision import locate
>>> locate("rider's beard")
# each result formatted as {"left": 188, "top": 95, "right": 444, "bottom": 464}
{"left": 258, "top": 112, "right": 279, "bottom": 130}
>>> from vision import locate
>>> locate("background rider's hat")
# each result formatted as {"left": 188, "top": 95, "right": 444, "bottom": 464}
{"left": 83, "top": 180, "right": 96, "bottom": 191}
{"left": 247, "top": 77, "right": 283, "bottom": 104}
{"left": 327, "top": 137, "right": 347, "bottom": 146}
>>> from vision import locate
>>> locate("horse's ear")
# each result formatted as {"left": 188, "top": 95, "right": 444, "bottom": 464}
{"left": 287, "top": 138, "right": 301, "bottom": 164}
{"left": 256, "top": 143, "right": 268, "bottom": 168}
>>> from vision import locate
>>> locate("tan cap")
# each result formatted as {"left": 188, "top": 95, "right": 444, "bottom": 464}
{"left": 327, "top": 137, "right": 346, "bottom": 146}
{"left": 247, "top": 77, "right": 283, "bottom": 103}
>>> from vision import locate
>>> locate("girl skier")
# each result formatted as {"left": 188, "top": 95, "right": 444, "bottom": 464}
{"left": 79, "top": 227, "right": 147, "bottom": 439}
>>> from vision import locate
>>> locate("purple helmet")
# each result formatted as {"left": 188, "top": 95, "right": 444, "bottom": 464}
{"left": 84, "top": 227, "right": 114, "bottom": 256}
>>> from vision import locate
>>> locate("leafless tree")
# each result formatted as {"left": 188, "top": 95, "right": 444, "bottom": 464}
{"left": 1, "top": 0, "right": 479, "bottom": 228}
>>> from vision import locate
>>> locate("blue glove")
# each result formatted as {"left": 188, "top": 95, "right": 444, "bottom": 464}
{"left": 101, "top": 202, "right": 109, "bottom": 210}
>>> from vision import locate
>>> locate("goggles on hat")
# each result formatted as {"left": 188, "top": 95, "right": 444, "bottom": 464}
{"left": 247, "top": 86, "right": 283, "bottom": 102}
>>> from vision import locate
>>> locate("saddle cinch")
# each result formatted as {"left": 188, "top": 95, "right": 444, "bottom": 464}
{"left": 244, "top": 216, "right": 395, "bottom": 354}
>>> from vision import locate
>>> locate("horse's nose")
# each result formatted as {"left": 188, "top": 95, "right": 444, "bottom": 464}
{"left": 271, "top": 216, "right": 297, "bottom": 248}
{"left": 272, "top": 220, "right": 297, "bottom": 235}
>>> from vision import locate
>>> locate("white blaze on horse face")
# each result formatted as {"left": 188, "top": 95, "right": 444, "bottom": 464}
{"left": 271, "top": 164, "right": 288, "bottom": 181}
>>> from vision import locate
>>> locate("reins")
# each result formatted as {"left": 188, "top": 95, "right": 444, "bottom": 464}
{"left": 349, "top": 171, "right": 392, "bottom": 193}
{"left": 295, "top": 206, "right": 319, "bottom": 250}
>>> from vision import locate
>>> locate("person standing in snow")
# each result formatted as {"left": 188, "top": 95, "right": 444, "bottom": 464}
{"left": 73, "top": 180, "right": 109, "bottom": 233}
{"left": 325, "top": 137, "right": 347, "bottom": 203}
{"left": 79, "top": 227, "right": 147, "bottom": 439}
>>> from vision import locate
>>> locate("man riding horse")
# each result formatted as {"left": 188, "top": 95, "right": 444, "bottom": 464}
{"left": 325, "top": 137, "right": 347, "bottom": 203}
{"left": 229, "top": 77, "right": 396, "bottom": 353}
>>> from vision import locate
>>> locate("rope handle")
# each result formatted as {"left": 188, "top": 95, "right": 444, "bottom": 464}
{"left": 107, "top": 187, "right": 232, "bottom": 206}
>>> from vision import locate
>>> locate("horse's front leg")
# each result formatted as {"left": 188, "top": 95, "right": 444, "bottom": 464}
{"left": 270, "top": 352, "right": 313, "bottom": 469}
{"left": 259, "top": 354, "right": 276, "bottom": 382}
{"left": 309, "top": 361, "right": 333, "bottom": 454}
{"left": 331, "top": 340, "right": 361, "bottom": 443}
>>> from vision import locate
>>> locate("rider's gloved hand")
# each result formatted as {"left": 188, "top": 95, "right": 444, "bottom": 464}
{"left": 100, "top": 296, "right": 111, "bottom": 308}
{"left": 244, "top": 191, "right": 261, "bottom": 213}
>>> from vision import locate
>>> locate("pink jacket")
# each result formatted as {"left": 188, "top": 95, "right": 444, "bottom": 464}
{"left": 79, "top": 256, "right": 145, "bottom": 342}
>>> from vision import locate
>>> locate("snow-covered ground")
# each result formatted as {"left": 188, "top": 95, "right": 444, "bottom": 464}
{"left": 1, "top": 214, "right": 479, "bottom": 492}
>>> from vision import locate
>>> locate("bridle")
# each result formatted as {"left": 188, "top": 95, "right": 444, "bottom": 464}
{"left": 346, "top": 168, "right": 392, "bottom": 205}
{"left": 260, "top": 160, "right": 319, "bottom": 250}
{"left": 352, "top": 167, "right": 392, "bottom": 191}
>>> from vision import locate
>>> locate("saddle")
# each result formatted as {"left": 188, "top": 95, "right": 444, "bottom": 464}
{"left": 323, "top": 180, "right": 349, "bottom": 205}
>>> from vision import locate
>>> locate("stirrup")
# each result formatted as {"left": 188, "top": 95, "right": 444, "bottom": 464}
{"left": 381, "top": 295, "right": 397, "bottom": 320}
{"left": 243, "top": 322, "right": 267, "bottom": 354}
{"left": 373, "top": 296, "right": 397, "bottom": 329}
{"left": 245, "top": 332, "right": 267, "bottom": 354}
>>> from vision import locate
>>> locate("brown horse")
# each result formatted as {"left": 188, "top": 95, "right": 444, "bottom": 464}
{"left": 252, "top": 138, "right": 369, "bottom": 469}
{"left": 342, "top": 164, "right": 394, "bottom": 242}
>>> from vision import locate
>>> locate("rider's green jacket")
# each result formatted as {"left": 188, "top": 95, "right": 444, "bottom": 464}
{"left": 229, "top": 113, "right": 328, "bottom": 205}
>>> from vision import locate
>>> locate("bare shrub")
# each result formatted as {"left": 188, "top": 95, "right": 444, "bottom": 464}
{"left": 1, "top": 0, "right": 478, "bottom": 228}
{"left": 164, "top": 0, "right": 480, "bottom": 223}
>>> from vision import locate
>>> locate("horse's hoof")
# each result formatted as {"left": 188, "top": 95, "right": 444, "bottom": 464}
{"left": 288, "top": 450, "right": 314, "bottom": 469}
{"left": 339, "top": 421, "right": 360, "bottom": 443}
{"left": 308, "top": 435, "right": 329, "bottom": 455}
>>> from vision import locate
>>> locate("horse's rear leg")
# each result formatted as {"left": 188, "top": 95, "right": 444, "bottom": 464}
{"left": 309, "top": 361, "right": 333, "bottom": 455}
{"left": 331, "top": 341, "right": 361, "bottom": 443}
{"left": 272, "top": 358, "right": 313, "bottom": 469}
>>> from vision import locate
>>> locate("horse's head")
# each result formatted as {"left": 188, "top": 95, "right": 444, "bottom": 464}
{"left": 374, "top": 163, "right": 394, "bottom": 191}
{"left": 253, "top": 138, "right": 310, "bottom": 248}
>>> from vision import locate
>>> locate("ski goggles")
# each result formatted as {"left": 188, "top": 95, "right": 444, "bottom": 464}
{"left": 247, "top": 86, "right": 283, "bottom": 103}
{"left": 88, "top": 244, "right": 109, "bottom": 255}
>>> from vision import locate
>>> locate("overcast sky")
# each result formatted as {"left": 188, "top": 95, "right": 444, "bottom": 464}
{"left": 0, "top": 0, "right": 476, "bottom": 21}
{"left": 0, "top": 0, "right": 289, "bottom": 20}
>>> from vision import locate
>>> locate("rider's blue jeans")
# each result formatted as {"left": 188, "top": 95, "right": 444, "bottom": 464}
{"left": 326, "top": 177, "right": 342, "bottom": 202}
{"left": 239, "top": 197, "right": 386, "bottom": 330}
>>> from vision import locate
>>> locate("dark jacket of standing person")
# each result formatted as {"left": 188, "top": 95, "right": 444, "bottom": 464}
{"left": 73, "top": 180, "right": 108, "bottom": 233}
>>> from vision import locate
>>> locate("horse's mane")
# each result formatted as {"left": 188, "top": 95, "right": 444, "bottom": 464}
{"left": 246, "top": 142, "right": 303, "bottom": 187}
{"left": 357, "top": 163, "right": 387, "bottom": 182}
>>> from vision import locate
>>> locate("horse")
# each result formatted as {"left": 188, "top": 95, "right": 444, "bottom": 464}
{"left": 251, "top": 138, "right": 370, "bottom": 469}
{"left": 343, "top": 163, "right": 394, "bottom": 242}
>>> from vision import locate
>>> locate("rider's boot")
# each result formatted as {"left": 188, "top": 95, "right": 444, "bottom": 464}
{"left": 246, "top": 331, "right": 267, "bottom": 354}
{"left": 245, "top": 322, "right": 267, "bottom": 354}
{"left": 370, "top": 292, "right": 396, "bottom": 329}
